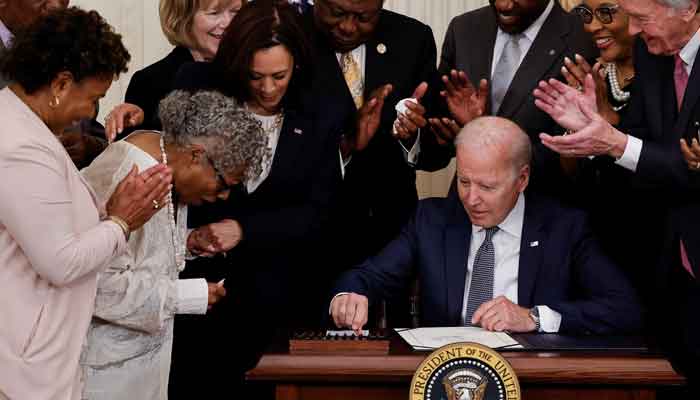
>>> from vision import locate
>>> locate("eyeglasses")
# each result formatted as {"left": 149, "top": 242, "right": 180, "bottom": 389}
{"left": 572, "top": 4, "right": 620, "bottom": 25}
{"left": 205, "top": 153, "right": 229, "bottom": 191}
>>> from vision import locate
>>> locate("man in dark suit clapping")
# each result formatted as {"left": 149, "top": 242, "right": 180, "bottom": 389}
{"left": 308, "top": 0, "right": 449, "bottom": 326}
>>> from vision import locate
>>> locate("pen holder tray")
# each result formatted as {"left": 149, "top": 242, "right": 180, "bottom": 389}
{"left": 289, "top": 330, "right": 390, "bottom": 355}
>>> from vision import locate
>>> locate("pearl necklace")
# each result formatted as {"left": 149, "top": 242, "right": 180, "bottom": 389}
{"left": 604, "top": 63, "right": 632, "bottom": 109}
{"left": 159, "top": 135, "right": 186, "bottom": 272}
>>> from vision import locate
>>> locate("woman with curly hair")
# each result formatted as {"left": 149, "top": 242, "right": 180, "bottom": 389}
{"left": 80, "top": 90, "right": 268, "bottom": 400}
{"left": 166, "top": 1, "right": 389, "bottom": 397}
{"left": 0, "top": 7, "right": 171, "bottom": 400}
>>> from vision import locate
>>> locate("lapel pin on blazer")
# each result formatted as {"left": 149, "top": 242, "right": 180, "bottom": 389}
{"left": 377, "top": 43, "right": 387, "bottom": 55}
{"left": 294, "top": 128, "right": 303, "bottom": 135}
{"left": 548, "top": 49, "right": 556, "bottom": 56}
{"left": 529, "top": 241, "right": 539, "bottom": 247}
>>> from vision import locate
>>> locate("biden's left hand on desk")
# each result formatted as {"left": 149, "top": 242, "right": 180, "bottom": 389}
{"left": 471, "top": 296, "right": 536, "bottom": 333}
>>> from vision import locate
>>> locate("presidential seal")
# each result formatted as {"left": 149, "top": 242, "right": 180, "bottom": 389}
{"left": 410, "top": 342, "right": 520, "bottom": 400}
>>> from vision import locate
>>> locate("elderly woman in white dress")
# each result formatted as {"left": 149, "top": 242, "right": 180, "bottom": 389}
{"left": 80, "top": 90, "right": 268, "bottom": 400}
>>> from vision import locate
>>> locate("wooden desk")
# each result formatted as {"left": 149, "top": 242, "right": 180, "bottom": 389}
{"left": 247, "top": 335, "right": 686, "bottom": 400}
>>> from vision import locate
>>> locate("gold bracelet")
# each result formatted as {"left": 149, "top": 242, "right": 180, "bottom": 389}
{"left": 108, "top": 215, "right": 131, "bottom": 241}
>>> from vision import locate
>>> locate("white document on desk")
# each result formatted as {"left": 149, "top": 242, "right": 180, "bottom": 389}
{"left": 396, "top": 327, "right": 523, "bottom": 350}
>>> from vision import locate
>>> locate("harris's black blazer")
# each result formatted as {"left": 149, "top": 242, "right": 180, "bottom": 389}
{"left": 123, "top": 46, "right": 194, "bottom": 133}
{"left": 168, "top": 61, "right": 343, "bottom": 398}
{"left": 173, "top": 61, "right": 341, "bottom": 303}
{"left": 334, "top": 192, "right": 643, "bottom": 335}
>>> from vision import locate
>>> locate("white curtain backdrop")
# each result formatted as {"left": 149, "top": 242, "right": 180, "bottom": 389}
{"left": 70, "top": 0, "right": 492, "bottom": 197}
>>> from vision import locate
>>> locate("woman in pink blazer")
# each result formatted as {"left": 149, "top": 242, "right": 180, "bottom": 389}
{"left": 0, "top": 8, "right": 172, "bottom": 400}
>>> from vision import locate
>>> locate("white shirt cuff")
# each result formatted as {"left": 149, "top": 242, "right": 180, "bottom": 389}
{"left": 329, "top": 292, "right": 350, "bottom": 314}
{"left": 176, "top": 278, "right": 209, "bottom": 315}
{"left": 614, "top": 135, "right": 642, "bottom": 172}
{"left": 398, "top": 128, "right": 421, "bottom": 166}
{"left": 537, "top": 305, "right": 562, "bottom": 333}
{"left": 339, "top": 150, "right": 351, "bottom": 179}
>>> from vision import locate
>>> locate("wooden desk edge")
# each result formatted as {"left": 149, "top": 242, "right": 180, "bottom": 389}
{"left": 247, "top": 353, "right": 686, "bottom": 386}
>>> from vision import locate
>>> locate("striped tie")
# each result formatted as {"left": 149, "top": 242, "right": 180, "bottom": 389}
{"left": 464, "top": 226, "right": 499, "bottom": 325}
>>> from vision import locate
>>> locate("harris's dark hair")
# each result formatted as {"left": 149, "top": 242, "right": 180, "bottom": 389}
{"left": 0, "top": 7, "right": 130, "bottom": 94}
{"left": 213, "top": 0, "right": 312, "bottom": 107}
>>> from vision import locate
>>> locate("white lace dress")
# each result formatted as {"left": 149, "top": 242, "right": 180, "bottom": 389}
{"left": 79, "top": 138, "right": 209, "bottom": 400}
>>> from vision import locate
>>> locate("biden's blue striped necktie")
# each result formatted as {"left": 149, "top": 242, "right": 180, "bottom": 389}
{"left": 464, "top": 226, "right": 499, "bottom": 325}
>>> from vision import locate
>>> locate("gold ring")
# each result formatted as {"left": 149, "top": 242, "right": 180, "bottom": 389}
{"left": 153, "top": 200, "right": 160, "bottom": 210}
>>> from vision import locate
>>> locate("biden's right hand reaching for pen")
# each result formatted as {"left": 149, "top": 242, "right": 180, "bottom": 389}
{"left": 330, "top": 293, "right": 369, "bottom": 335}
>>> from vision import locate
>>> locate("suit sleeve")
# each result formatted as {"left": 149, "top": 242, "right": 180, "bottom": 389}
{"left": 332, "top": 203, "right": 423, "bottom": 304}
{"left": 237, "top": 122, "right": 339, "bottom": 249}
{"left": 547, "top": 213, "right": 643, "bottom": 335}
{"left": 0, "top": 142, "right": 127, "bottom": 287}
{"left": 120, "top": 70, "right": 151, "bottom": 138}
{"left": 618, "top": 40, "right": 697, "bottom": 191}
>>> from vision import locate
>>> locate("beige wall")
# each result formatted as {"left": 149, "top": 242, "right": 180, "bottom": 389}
{"left": 71, "top": 0, "right": 493, "bottom": 198}
{"left": 559, "top": 0, "right": 580, "bottom": 11}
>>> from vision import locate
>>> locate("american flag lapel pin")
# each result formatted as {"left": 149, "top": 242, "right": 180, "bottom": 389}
{"left": 294, "top": 128, "right": 303, "bottom": 135}
{"left": 529, "top": 241, "right": 539, "bottom": 247}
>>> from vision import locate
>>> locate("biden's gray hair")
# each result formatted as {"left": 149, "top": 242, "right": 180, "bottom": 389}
{"left": 454, "top": 116, "right": 532, "bottom": 174}
{"left": 158, "top": 90, "right": 269, "bottom": 180}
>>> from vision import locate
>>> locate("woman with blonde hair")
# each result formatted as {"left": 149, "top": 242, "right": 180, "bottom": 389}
{"left": 108, "top": 0, "right": 245, "bottom": 137}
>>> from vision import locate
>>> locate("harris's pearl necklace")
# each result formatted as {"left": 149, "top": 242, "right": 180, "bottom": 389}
{"left": 159, "top": 135, "right": 186, "bottom": 272}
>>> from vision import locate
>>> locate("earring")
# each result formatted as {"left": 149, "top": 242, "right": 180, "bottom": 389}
{"left": 49, "top": 96, "right": 61, "bottom": 108}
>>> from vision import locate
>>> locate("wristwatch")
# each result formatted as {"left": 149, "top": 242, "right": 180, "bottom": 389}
{"left": 529, "top": 306, "right": 541, "bottom": 332}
